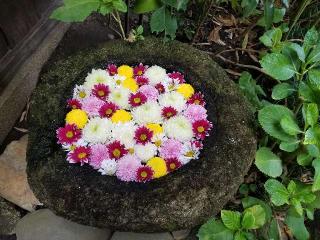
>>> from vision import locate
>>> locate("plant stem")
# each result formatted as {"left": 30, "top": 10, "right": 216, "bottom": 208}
{"left": 111, "top": 11, "right": 126, "bottom": 40}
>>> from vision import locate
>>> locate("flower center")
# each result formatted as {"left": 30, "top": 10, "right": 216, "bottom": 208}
{"left": 98, "top": 90, "right": 105, "bottom": 96}
{"left": 166, "top": 112, "right": 172, "bottom": 117}
{"left": 70, "top": 145, "right": 76, "bottom": 151}
{"left": 140, "top": 171, "right": 147, "bottom": 178}
{"left": 169, "top": 163, "right": 176, "bottom": 169}
{"left": 105, "top": 109, "right": 113, "bottom": 115}
{"left": 116, "top": 80, "right": 122, "bottom": 85}
{"left": 78, "top": 152, "right": 87, "bottom": 159}
{"left": 155, "top": 140, "right": 161, "bottom": 147}
{"left": 185, "top": 151, "right": 194, "bottom": 157}
{"left": 66, "top": 131, "right": 74, "bottom": 138}
{"left": 137, "top": 70, "right": 143, "bottom": 75}
{"left": 113, "top": 148, "right": 121, "bottom": 158}
{"left": 79, "top": 91, "right": 86, "bottom": 98}
{"left": 194, "top": 99, "right": 200, "bottom": 105}
{"left": 129, "top": 148, "right": 134, "bottom": 154}
{"left": 197, "top": 126, "right": 205, "bottom": 133}
{"left": 134, "top": 97, "right": 141, "bottom": 103}
{"left": 72, "top": 105, "right": 77, "bottom": 109}
{"left": 140, "top": 134, "right": 147, "bottom": 141}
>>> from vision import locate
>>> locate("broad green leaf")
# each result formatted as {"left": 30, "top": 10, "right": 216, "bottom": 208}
{"left": 297, "top": 152, "right": 313, "bottom": 166}
{"left": 287, "top": 42, "right": 306, "bottom": 62}
{"left": 307, "top": 42, "right": 320, "bottom": 64}
{"left": 260, "top": 53, "right": 296, "bottom": 81}
{"left": 279, "top": 140, "right": 300, "bottom": 152}
{"left": 99, "top": 4, "right": 112, "bottom": 15}
{"left": 304, "top": 126, "right": 320, "bottom": 145}
{"left": 133, "top": 0, "right": 161, "bottom": 13}
{"left": 308, "top": 69, "right": 320, "bottom": 90}
{"left": 280, "top": 115, "right": 301, "bottom": 136}
{"left": 241, "top": 196, "right": 272, "bottom": 221}
{"left": 241, "top": 0, "right": 259, "bottom": 17}
{"left": 243, "top": 205, "right": 266, "bottom": 229}
{"left": 197, "top": 219, "right": 234, "bottom": 240}
{"left": 292, "top": 182, "right": 316, "bottom": 204}
{"left": 50, "top": 0, "right": 101, "bottom": 22}
{"left": 305, "top": 103, "right": 319, "bottom": 127}
{"left": 271, "top": 82, "right": 294, "bottom": 100}
{"left": 305, "top": 207, "right": 314, "bottom": 220}
{"left": 299, "top": 81, "right": 317, "bottom": 103}
{"left": 291, "top": 198, "right": 303, "bottom": 216}
{"left": 268, "top": 218, "right": 281, "bottom": 240}
{"left": 257, "top": 8, "right": 286, "bottom": 27}
{"left": 287, "top": 180, "right": 296, "bottom": 194}
{"left": 284, "top": 207, "right": 310, "bottom": 240}
{"left": 303, "top": 27, "right": 319, "bottom": 53}
{"left": 234, "top": 231, "right": 246, "bottom": 240}
{"left": 255, "top": 147, "right": 282, "bottom": 177}
{"left": 221, "top": 210, "right": 241, "bottom": 230}
{"left": 264, "top": 179, "right": 289, "bottom": 206}
{"left": 312, "top": 158, "right": 320, "bottom": 192}
{"left": 306, "top": 144, "right": 320, "bottom": 157}
{"left": 264, "top": 0, "right": 274, "bottom": 29}
{"left": 259, "top": 28, "right": 282, "bottom": 48}
{"left": 150, "top": 6, "right": 178, "bottom": 39}
{"left": 258, "top": 104, "right": 296, "bottom": 141}
{"left": 112, "top": 0, "right": 127, "bottom": 12}
{"left": 241, "top": 212, "right": 255, "bottom": 229}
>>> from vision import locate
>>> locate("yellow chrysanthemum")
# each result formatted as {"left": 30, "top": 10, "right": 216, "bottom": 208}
{"left": 122, "top": 77, "right": 138, "bottom": 92}
{"left": 118, "top": 65, "right": 133, "bottom": 78}
{"left": 111, "top": 109, "right": 132, "bottom": 123}
{"left": 65, "top": 109, "right": 88, "bottom": 129}
{"left": 146, "top": 123, "right": 163, "bottom": 135}
{"left": 176, "top": 84, "right": 195, "bottom": 99}
{"left": 147, "top": 157, "right": 167, "bottom": 178}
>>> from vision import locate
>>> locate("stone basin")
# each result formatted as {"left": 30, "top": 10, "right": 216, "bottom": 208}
{"left": 26, "top": 37, "right": 256, "bottom": 232}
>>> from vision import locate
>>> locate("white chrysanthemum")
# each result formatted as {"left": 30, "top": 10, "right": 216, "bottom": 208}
{"left": 98, "top": 159, "right": 117, "bottom": 175}
{"left": 144, "top": 65, "right": 167, "bottom": 86}
{"left": 73, "top": 85, "right": 90, "bottom": 101}
{"left": 162, "top": 76, "right": 180, "bottom": 92}
{"left": 82, "top": 117, "right": 112, "bottom": 144}
{"left": 134, "top": 143, "right": 158, "bottom": 163}
{"left": 109, "top": 87, "right": 130, "bottom": 109}
{"left": 158, "top": 91, "right": 187, "bottom": 112}
{"left": 84, "top": 69, "right": 113, "bottom": 90}
{"left": 62, "top": 139, "right": 87, "bottom": 152}
{"left": 179, "top": 141, "right": 200, "bottom": 165}
{"left": 132, "top": 101, "right": 162, "bottom": 124}
{"left": 112, "top": 122, "right": 136, "bottom": 148}
{"left": 164, "top": 115, "right": 193, "bottom": 142}
{"left": 112, "top": 74, "right": 126, "bottom": 87}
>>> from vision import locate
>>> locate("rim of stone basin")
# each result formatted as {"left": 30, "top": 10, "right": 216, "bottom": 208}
{"left": 26, "top": 37, "right": 256, "bottom": 232}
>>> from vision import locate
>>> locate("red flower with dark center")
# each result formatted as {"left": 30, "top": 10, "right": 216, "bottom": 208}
{"left": 136, "top": 166, "right": 154, "bottom": 182}
{"left": 68, "top": 146, "right": 91, "bottom": 165}
{"left": 99, "top": 102, "right": 119, "bottom": 118}
{"left": 135, "top": 76, "right": 149, "bottom": 86}
{"left": 129, "top": 92, "right": 147, "bottom": 107}
{"left": 187, "top": 93, "right": 205, "bottom": 106}
{"left": 134, "top": 63, "right": 146, "bottom": 76}
{"left": 107, "top": 64, "right": 117, "bottom": 76}
{"left": 165, "top": 158, "right": 182, "bottom": 172}
{"left": 92, "top": 84, "right": 110, "bottom": 100}
{"left": 56, "top": 124, "right": 81, "bottom": 144}
{"left": 168, "top": 72, "right": 185, "bottom": 83}
{"left": 192, "top": 119, "right": 212, "bottom": 140}
{"left": 107, "top": 141, "right": 128, "bottom": 160}
{"left": 67, "top": 99, "right": 82, "bottom": 110}
{"left": 134, "top": 126, "right": 153, "bottom": 145}
{"left": 162, "top": 106, "right": 177, "bottom": 119}
{"left": 191, "top": 140, "right": 203, "bottom": 149}
{"left": 155, "top": 83, "right": 165, "bottom": 93}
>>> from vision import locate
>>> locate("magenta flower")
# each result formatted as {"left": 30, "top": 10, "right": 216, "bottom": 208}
{"left": 136, "top": 76, "right": 149, "bottom": 86}
{"left": 99, "top": 102, "right": 119, "bottom": 118}
{"left": 89, "top": 144, "right": 109, "bottom": 169}
{"left": 67, "top": 146, "right": 91, "bottom": 165}
{"left": 192, "top": 119, "right": 212, "bottom": 140}
{"left": 107, "top": 64, "right": 117, "bottom": 76}
{"left": 168, "top": 72, "right": 185, "bottom": 83}
{"left": 92, "top": 84, "right": 110, "bottom": 100}
{"left": 187, "top": 92, "right": 205, "bottom": 106}
{"left": 184, "top": 104, "right": 207, "bottom": 122}
{"left": 129, "top": 92, "right": 147, "bottom": 107}
{"left": 155, "top": 83, "right": 165, "bottom": 94}
{"left": 116, "top": 155, "right": 141, "bottom": 182}
{"left": 162, "top": 106, "right": 177, "bottom": 119}
{"left": 56, "top": 124, "right": 81, "bottom": 144}
{"left": 134, "top": 63, "right": 146, "bottom": 76}
{"left": 159, "top": 139, "right": 183, "bottom": 159}
{"left": 134, "top": 126, "right": 153, "bottom": 145}
{"left": 67, "top": 99, "right": 82, "bottom": 110}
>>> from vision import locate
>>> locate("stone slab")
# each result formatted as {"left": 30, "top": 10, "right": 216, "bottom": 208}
{"left": 111, "top": 232, "right": 173, "bottom": 240}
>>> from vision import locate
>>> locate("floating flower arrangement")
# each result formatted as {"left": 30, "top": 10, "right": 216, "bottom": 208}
{"left": 56, "top": 64, "right": 212, "bottom": 182}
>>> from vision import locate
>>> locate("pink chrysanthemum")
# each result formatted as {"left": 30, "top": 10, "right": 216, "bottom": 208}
{"left": 165, "top": 158, "right": 182, "bottom": 172}
{"left": 67, "top": 99, "right": 82, "bottom": 110}
{"left": 162, "top": 106, "right": 177, "bottom": 119}
{"left": 82, "top": 96, "right": 105, "bottom": 117}
{"left": 187, "top": 93, "right": 205, "bottom": 106}
{"left": 159, "top": 139, "right": 183, "bottom": 159}
{"left": 155, "top": 83, "right": 165, "bottom": 94}
{"left": 134, "top": 63, "right": 146, "bottom": 76}
{"left": 134, "top": 126, "right": 153, "bottom": 145}
{"left": 68, "top": 146, "right": 91, "bottom": 165}
{"left": 168, "top": 72, "right": 185, "bottom": 83}
{"left": 92, "top": 84, "right": 110, "bottom": 100}
{"left": 129, "top": 92, "right": 147, "bottom": 107}
{"left": 56, "top": 124, "right": 81, "bottom": 144}
{"left": 136, "top": 166, "right": 154, "bottom": 182}
{"left": 138, "top": 85, "right": 159, "bottom": 101}
{"left": 107, "top": 141, "right": 128, "bottom": 160}
{"left": 89, "top": 144, "right": 109, "bottom": 169}
{"left": 184, "top": 104, "right": 207, "bottom": 122}
{"left": 99, "top": 102, "right": 119, "bottom": 118}
{"left": 107, "top": 64, "right": 117, "bottom": 76}
{"left": 136, "top": 76, "right": 149, "bottom": 86}
{"left": 116, "top": 155, "right": 141, "bottom": 182}
{"left": 192, "top": 119, "right": 212, "bottom": 140}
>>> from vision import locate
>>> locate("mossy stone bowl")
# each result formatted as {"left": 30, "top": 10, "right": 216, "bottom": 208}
{"left": 27, "top": 37, "right": 256, "bottom": 232}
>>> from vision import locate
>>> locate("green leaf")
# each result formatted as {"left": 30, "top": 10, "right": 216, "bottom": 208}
{"left": 241, "top": 0, "right": 259, "bottom": 17}
{"left": 255, "top": 147, "right": 282, "bottom": 177}
{"left": 264, "top": 0, "right": 274, "bottom": 29}
{"left": 150, "top": 6, "right": 178, "bottom": 39}
{"left": 303, "top": 27, "right": 319, "bottom": 53}
{"left": 308, "top": 69, "right": 320, "bottom": 90}
{"left": 260, "top": 53, "right": 296, "bottom": 81}
{"left": 242, "top": 205, "right": 266, "bottom": 229}
{"left": 287, "top": 42, "right": 306, "bottom": 62}
{"left": 299, "top": 81, "right": 317, "bottom": 103}
{"left": 291, "top": 198, "right": 303, "bottom": 216}
{"left": 304, "top": 126, "right": 320, "bottom": 145}
{"left": 241, "top": 196, "right": 272, "bottom": 221}
{"left": 99, "top": 4, "right": 112, "bottom": 15}
{"left": 112, "top": 0, "right": 127, "bottom": 12}
{"left": 271, "top": 82, "right": 295, "bottom": 100}
{"left": 133, "top": 0, "right": 161, "bottom": 13}
{"left": 280, "top": 115, "right": 301, "bottom": 136}
{"left": 50, "top": 0, "right": 101, "bottom": 22}
{"left": 305, "top": 103, "right": 319, "bottom": 127}
{"left": 306, "top": 144, "right": 320, "bottom": 157}
{"left": 312, "top": 158, "right": 320, "bottom": 192}
{"left": 285, "top": 207, "right": 310, "bottom": 240}
{"left": 234, "top": 231, "right": 246, "bottom": 240}
{"left": 259, "top": 28, "right": 282, "bottom": 48}
{"left": 279, "top": 140, "right": 300, "bottom": 152}
{"left": 241, "top": 211, "right": 255, "bottom": 229}
{"left": 264, "top": 179, "right": 289, "bottom": 206}
{"left": 297, "top": 152, "right": 313, "bottom": 166}
{"left": 293, "top": 182, "right": 316, "bottom": 203}
{"left": 268, "top": 218, "right": 281, "bottom": 240}
{"left": 197, "top": 219, "right": 234, "bottom": 240}
{"left": 258, "top": 104, "right": 296, "bottom": 141}
{"left": 307, "top": 42, "right": 320, "bottom": 64}
{"left": 221, "top": 210, "right": 241, "bottom": 230}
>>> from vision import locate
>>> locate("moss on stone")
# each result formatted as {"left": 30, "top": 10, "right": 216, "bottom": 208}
{"left": 27, "top": 37, "right": 256, "bottom": 232}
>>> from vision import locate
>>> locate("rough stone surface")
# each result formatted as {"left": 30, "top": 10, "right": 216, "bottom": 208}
{"left": 171, "top": 230, "right": 190, "bottom": 240}
{"left": 0, "top": 197, "right": 21, "bottom": 235}
{"left": 0, "top": 135, "right": 41, "bottom": 211}
{"left": 15, "top": 209, "right": 111, "bottom": 240}
{"left": 27, "top": 37, "right": 256, "bottom": 232}
{"left": 111, "top": 232, "right": 173, "bottom": 240}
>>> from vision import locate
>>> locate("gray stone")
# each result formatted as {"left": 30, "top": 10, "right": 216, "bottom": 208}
{"left": 27, "top": 37, "right": 256, "bottom": 232}
{"left": 111, "top": 232, "right": 173, "bottom": 240}
{"left": 0, "top": 197, "right": 21, "bottom": 235}
{"left": 172, "top": 230, "right": 190, "bottom": 240}
{"left": 15, "top": 209, "right": 111, "bottom": 240}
